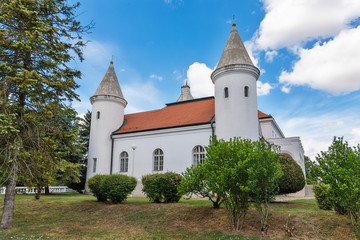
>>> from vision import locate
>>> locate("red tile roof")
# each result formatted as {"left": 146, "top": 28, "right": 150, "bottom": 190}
{"left": 115, "top": 97, "right": 271, "bottom": 134}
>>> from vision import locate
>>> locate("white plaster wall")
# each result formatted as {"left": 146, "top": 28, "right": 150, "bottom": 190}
{"left": 267, "top": 137, "right": 305, "bottom": 176}
{"left": 87, "top": 96, "right": 125, "bottom": 181}
{"left": 214, "top": 71, "right": 259, "bottom": 141}
{"left": 260, "top": 118, "right": 284, "bottom": 139}
{"left": 111, "top": 125, "right": 213, "bottom": 180}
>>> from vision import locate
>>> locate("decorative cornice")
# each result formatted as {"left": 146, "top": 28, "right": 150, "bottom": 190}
{"left": 90, "top": 95, "right": 127, "bottom": 107}
{"left": 211, "top": 64, "right": 260, "bottom": 83}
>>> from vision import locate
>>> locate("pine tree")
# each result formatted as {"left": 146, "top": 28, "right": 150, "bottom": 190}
{"left": 0, "top": 0, "right": 92, "bottom": 228}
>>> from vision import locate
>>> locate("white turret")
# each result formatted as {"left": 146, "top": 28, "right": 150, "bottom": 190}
{"left": 86, "top": 60, "right": 127, "bottom": 181}
{"left": 211, "top": 20, "right": 260, "bottom": 141}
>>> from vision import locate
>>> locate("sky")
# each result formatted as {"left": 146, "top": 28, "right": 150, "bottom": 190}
{"left": 71, "top": 0, "right": 360, "bottom": 160}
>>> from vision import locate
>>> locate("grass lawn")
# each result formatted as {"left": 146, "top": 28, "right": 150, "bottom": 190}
{"left": 0, "top": 194, "right": 356, "bottom": 240}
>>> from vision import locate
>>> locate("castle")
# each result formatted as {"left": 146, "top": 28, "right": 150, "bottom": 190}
{"left": 85, "top": 21, "right": 305, "bottom": 194}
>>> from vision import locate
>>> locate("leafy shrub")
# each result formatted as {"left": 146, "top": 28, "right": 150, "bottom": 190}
{"left": 88, "top": 174, "right": 107, "bottom": 201}
{"left": 313, "top": 184, "right": 333, "bottom": 210}
{"left": 65, "top": 165, "right": 87, "bottom": 193}
{"left": 142, "top": 172, "right": 182, "bottom": 203}
{"left": 334, "top": 201, "right": 347, "bottom": 215}
{"left": 100, "top": 175, "right": 137, "bottom": 203}
{"left": 278, "top": 154, "right": 305, "bottom": 194}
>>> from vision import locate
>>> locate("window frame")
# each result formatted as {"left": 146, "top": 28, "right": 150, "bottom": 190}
{"left": 120, "top": 151, "right": 129, "bottom": 173}
{"left": 244, "top": 86, "right": 249, "bottom": 97}
{"left": 193, "top": 145, "right": 205, "bottom": 166}
{"left": 224, "top": 87, "right": 229, "bottom": 98}
{"left": 93, "top": 158, "right": 97, "bottom": 173}
{"left": 153, "top": 148, "right": 164, "bottom": 171}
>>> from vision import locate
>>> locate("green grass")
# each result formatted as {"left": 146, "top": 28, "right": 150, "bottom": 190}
{"left": 0, "top": 194, "right": 356, "bottom": 240}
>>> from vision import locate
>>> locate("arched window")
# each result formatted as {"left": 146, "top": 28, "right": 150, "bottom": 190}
{"left": 193, "top": 145, "right": 205, "bottom": 166}
{"left": 244, "top": 86, "right": 249, "bottom": 97}
{"left": 120, "top": 151, "right": 128, "bottom": 172}
{"left": 97, "top": 111, "right": 100, "bottom": 119}
{"left": 153, "top": 148, "right": 164, "bottom": 171}
{"left": 224, "top": 87, "right": 229, "bottom": 98}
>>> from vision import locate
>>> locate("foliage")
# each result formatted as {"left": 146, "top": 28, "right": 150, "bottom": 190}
{"left": 313, "top": 184, "right": 333, "bottom": 210}
{"left": 202, "top": 136, "right": 282, "bottom": 231}
{"left": 0, "top": 0, "right": 91, "bottom": 228}
{"left": 142, "top": 172, "right": 183, "bottom": 203}
{"left": 87, "top": 175, "right": 107, "bottom": 202}
{"left": 316, "top": 137, "right": 360, "bottom": 238}
{"left": 278, "top": 154, "right": 305, "bottom": 194}
{"left": 304, "top": 156, "right": 318, "bottom": 184}
{"left": 100, "top": 175, "right": 137, "bottom": 204}
{"left": 64, "top": 111, "right": 91, "bottom": 193}
{"left": 248, "top": 140, "right": 283, "bottom": 233}
{"left": 180, "top": 165, "right": 224, "bottom": 208}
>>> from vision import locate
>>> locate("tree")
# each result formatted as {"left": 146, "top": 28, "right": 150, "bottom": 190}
{"left": 248, "top": 140, "right": 282, "bottom": 233}
{"left": 203, "top": 137, "right": 282, "bottom": 231}
{"left": 316, "top": 137, "right": 360, "bottom": 238}
{"left": 304, "top": 155, "right": 318, "bottom": 184}
{"left": 0, "top": 0, "right": 91, "bottom": 228}
{"left": 278, "top": 154, "right": 305, "bottom": 194}
{"left": 180, "top": 164, "right": 224, "bottom": 209}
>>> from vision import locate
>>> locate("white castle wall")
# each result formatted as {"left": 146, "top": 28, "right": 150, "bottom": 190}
{"left": 111, "top": 124, "right": 213, "bottom": 180}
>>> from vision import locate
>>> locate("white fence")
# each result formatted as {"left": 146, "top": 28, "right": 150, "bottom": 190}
{"left": 0, "top": 186, "right": 76, "bottom": 194}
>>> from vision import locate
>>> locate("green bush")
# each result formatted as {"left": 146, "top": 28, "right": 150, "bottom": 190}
{"left": 88, "top": 174, "right": 107, "bottom": 201}
{"left": 278, "top": 154, "right": 305, "bottom": 194}
{"left": 100, "top": 175, "right": 137, "bottom": 203}
{"left": 313, "top": 184, "right": 333, "bottom": 210}
{"left": 142, "top": 172, "right": 183, "bottom": 203}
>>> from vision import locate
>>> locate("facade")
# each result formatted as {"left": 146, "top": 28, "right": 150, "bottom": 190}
{"left": 85, "top": 21, "right": 305, "bottom": 194}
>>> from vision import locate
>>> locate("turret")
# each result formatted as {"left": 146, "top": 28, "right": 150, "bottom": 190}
{"left": 211, "top": 20, "right": 260, "bottom": 141}
{"left": 177, "top": 82, "right": 194, "bottom": 102}
{"left": 86, "top": 60, "right": 127, "bottom": 181}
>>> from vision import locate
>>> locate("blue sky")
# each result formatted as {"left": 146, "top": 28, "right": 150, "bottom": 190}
{"left": 72, "top": 0, "right": 360, "bottom": 159}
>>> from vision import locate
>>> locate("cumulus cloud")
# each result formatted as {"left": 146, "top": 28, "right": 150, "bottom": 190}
{"left": 279, "top": 26, "right": 360, "bottom": 95}
{"left": 149, "top": 74, "right": 163, "bottom": 81}
{"left": 186, "top": 62, "right": 214, "bottom": 98}
{"left": 255, "top": 0, "right": 360, "bottom": 50}
{"left": 257, "top": 81, "right": 273, "bottom": 96}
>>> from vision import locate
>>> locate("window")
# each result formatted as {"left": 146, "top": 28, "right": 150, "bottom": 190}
{"left": 153, "top": 148, "right": 164, "bottom": 171}
{"left": 97, "top": 111, "right": 100, "bottom": 119}
{"left": 224, "top": 87, "right": 229, "bottom": 98}
{"left": 193, "top": 145, "right": 205, "bottom": 166}
{"left": 93, "top": 158, "right": 97, "bottom": 173}
{"left": 244, "top": 86, "right": 249, "bottom": 97}
{"left": 120, "top": 151, "right": 128, "bottom": 172}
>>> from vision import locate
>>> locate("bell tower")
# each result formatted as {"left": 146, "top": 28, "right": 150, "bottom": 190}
{"left": 211, "top": 20, "right": 260, "bottom": 141}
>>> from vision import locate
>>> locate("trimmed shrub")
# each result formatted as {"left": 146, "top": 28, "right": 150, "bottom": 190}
{"left": 313, "top": 184, "right": 333, "bottom": 210}
{"left": 100, "top": 175, "right": 137, "bottom": 203}
{"left": 278, "top": 154, "right": 305, "bottom": 194}
{"left": 88, "top": 174, "right": 107, "bottom": 201}
{"left": 142, "top": 172, "right": 183, "bottom": 203}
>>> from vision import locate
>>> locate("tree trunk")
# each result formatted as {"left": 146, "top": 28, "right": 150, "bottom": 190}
{"left": 0, "top": 169, "right": 18, "bottom": 229}
{"left": 45, "top": 186, "right": 50, "bottom": 195}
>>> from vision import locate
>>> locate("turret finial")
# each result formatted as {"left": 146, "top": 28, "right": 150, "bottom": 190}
{"left": 232, "top": 15, "right": 236, "bottom": 27}
{"left": 110, "top": 56, "right": 113, "bottom": 65}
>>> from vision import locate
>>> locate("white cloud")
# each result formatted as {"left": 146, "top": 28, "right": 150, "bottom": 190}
{"left": 257, "top": 81, "right": 273, "bottom": 96}
{"left": 281, "top": 86, "right": 291, "bottom": 94}
{"left": 186, "top": 62, "right": 214, "bottom": 98}
{"left": 265, "top": 50, "right": 278, "bottom": 62}
{"left": 122, "top": 81, "right": 164, "bottom": 114}
{"left": 278, "top": 111, "right": 360, "bottom": 159}
{"left": 149, "top": 74, "right": 163, "bottom": 81}
{"left": 244, "top": 41, "right": 260, "bottom": 67}
{"left": 256, "top": 0, "right": 360, "bottom": 50}
{"left": 279, "top": 26, "right": 360, "bottom": 95}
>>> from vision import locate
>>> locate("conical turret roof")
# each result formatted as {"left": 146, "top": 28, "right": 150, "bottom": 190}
{"left": 92, "top": 60, "right": 125, "bottom": 100}
{"left": 215, "top": 20, "right": 255, "bottom": 70}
